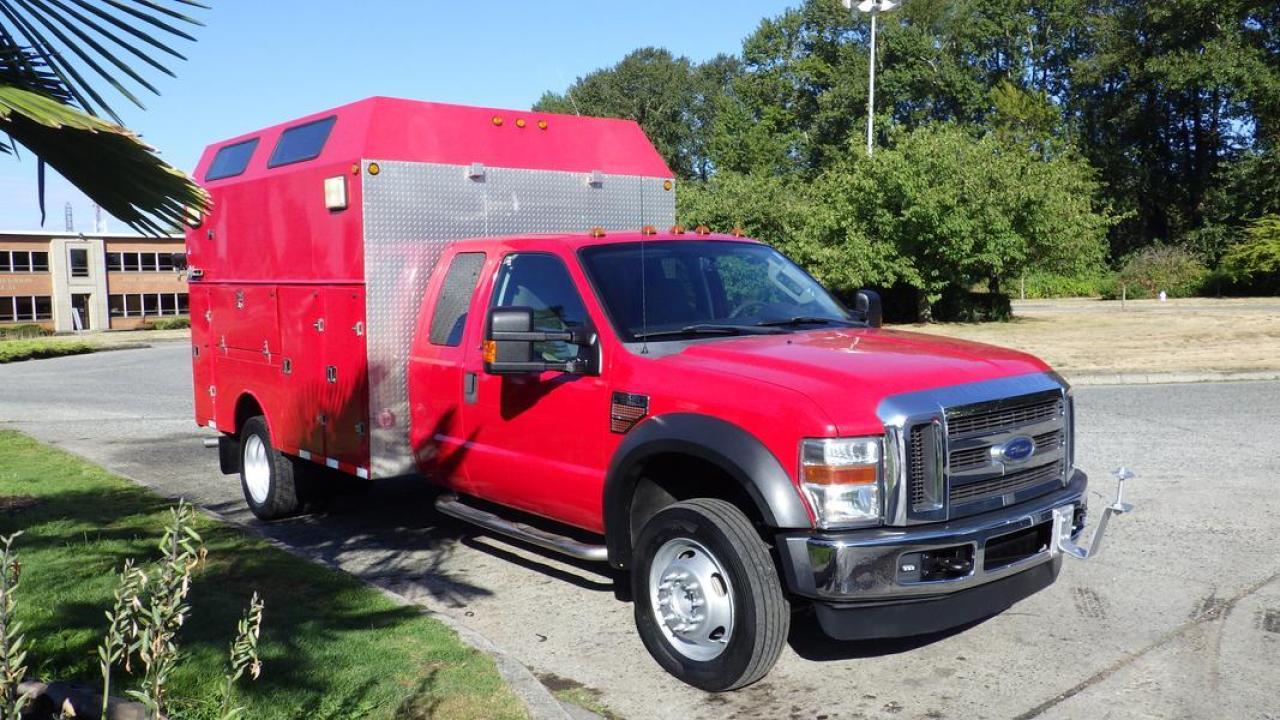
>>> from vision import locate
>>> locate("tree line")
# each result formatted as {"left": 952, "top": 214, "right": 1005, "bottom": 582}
{"left": 536, "top": 0, "right": 1280, "bottom": 317}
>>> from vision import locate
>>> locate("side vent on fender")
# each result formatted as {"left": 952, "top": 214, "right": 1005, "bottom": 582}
{"left": 610, "top": 391, "right": 649, "bottom": 434}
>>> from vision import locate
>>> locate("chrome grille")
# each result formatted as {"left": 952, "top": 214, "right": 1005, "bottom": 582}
{"left": 909, "top": 425, "right": 926, "bottom": 508}
{"left": 948, "top": 428, "right": 1063, "bottom": 472}
{"left": 950, "top": 461, "right": 1063, "bottom": 505}
{"left": 946, "top": 396, "right": 1063, "bottom": 438}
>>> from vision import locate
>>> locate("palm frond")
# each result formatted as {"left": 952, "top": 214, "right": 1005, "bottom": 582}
{"left": 0, "top": 84, "right": 209, "bottom": 235}
{"left": 0, "top": 0, "right": 206, "bottom": 121}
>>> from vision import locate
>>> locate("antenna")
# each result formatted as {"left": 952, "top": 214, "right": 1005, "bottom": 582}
{"left": 64, "top": 202, "right": 73, "bottom": 232}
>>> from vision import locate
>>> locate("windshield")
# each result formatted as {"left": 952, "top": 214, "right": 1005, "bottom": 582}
{"left": 579, "top": 241, "right": 853, "bottom": 342}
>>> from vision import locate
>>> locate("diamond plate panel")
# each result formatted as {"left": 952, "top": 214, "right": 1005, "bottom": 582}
{"left": 362, "top": 160, "right": 675, "bottom": 477}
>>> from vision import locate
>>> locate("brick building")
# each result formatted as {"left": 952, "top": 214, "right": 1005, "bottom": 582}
{"left": 0, "top": 230, "right": 188, "bottom": 332}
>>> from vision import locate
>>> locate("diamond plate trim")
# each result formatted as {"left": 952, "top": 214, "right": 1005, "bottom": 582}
{"left": 362, "top": 160, "right": 675, "bottom": 477}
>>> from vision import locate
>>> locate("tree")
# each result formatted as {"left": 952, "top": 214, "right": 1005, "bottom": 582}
{"left": 534, "top": 48, "right": 739, "bottom": 180}
{"left": 0, "top": 1, "right": 209, "bottom": 235}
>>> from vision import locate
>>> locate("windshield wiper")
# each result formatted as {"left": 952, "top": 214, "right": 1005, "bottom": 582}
{"left": 632, "top": 324, "right": 785, "bottom": 340}
{"left": 755, "top": 316, "right": 858, "bottom": 327}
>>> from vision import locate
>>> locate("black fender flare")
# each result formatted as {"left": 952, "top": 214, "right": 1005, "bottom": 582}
{"left": 603, "top": 413, "right": 811, "bottom": 568}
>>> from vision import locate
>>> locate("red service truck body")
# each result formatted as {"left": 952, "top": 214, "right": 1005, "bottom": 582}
{"left": 188, "top": 97, "right": 1132, "bottom": 691}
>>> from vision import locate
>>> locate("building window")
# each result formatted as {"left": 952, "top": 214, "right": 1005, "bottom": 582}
{"left": 106, "top": 252, "right": 122, "bottom": 272}
{"left": 69, "top": 248, "right": 90, "bottom": 278}
{"left": 0, "top": 296, "right": 52, "bottom": 323}
{"left": 157, "top": 253, "right": 174, "bottom": 272}
{"left": 123, "top": 253, "right": 140, "bottom": 272}
{"left": 11, "top": 252, "right": 30, "bottom": 273}
{"left": 107, "top": 293, "right": 191, "bottom": 318}
{"left": 31, "top": 252, "right": 48, "bottom": 272}
{"left": 0, "top": 251, "right": 49, "bottom": 273}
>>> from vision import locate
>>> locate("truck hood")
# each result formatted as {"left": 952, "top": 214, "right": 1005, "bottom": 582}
{"left": 661, "top": 328, "right": 1052, "bottom": 436}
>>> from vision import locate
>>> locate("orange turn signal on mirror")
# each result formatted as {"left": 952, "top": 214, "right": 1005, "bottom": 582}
{"left": 483, "top": 340, "right": 497, "bottom": 364}
{"left": 801, "top": 464, "right": 878, "bottom": 486}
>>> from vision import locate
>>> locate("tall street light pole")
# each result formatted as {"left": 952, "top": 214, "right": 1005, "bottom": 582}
{"left": 845, "top": 0, "right": 901, "bottom": 155}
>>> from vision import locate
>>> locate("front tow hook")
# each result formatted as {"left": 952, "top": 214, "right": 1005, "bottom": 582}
{"left": 1052, "top": 467, "right": 1134, "bottom": 560}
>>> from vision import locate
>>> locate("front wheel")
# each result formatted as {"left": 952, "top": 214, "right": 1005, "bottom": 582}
{"left": 631, "top": 498, "right": 789, "bottom": 691}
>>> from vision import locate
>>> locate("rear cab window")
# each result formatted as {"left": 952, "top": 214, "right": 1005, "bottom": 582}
{"left": 429, "top": 252, "right": 487, "bottom": 347}
{"left": 268, "top": 115, "right": 337, "bottom": 168}
{"left": 205, "top": 138, "right": 259, "bottom": 181}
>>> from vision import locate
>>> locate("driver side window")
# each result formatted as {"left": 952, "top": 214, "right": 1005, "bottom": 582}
{"left": 491, "top": 253, "right": 591, "bottom": 363}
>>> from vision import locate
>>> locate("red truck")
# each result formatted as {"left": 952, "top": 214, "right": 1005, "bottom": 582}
{"left": 187, "top": 97, "right": 1132, "bottom": 691}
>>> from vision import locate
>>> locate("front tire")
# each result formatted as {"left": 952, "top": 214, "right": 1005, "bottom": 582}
{"left": 632, "top": 499, "right": 789, "bottom": 691}
{"left": 239, "top": 416, "right": 302, "bottom": 520}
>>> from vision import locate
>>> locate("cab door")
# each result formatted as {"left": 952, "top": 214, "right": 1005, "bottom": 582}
{"left": 459, "top": 251, "right": 611, "bottom": 530}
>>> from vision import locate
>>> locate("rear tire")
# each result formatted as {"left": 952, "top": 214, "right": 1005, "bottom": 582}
{"left": 631, "top": 498, "right": 789, "bottom": 691}
{"left": 239, "top": 416, "right": 302, "bottom": 520}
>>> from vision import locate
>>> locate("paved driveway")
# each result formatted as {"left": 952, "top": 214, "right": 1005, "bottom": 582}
{"left": 1, "top": 344, "right": 1277, "bottom": 720}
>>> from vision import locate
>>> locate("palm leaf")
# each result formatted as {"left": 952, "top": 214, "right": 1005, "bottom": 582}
{"left": 0, "top": 0, "right": 207, "bottom": 120}
{"left": 0, "top": 84, "right": 208, "bottom": 235}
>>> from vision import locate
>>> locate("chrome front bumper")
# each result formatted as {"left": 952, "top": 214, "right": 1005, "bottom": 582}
{"left": 777, "top": 469, "right": 1107, "bottom": 602}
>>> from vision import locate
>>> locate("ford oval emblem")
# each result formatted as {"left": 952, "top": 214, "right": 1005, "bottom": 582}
{"left": 998, "top": 436, "right": 1036, "bottom": 463}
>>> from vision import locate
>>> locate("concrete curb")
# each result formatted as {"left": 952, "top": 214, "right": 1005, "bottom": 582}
{"left": 1066, "top": 369, "right": 1280, "bottom": 386}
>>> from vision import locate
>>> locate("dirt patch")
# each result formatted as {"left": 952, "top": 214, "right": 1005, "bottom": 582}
{"left": 535, "top": 672, "right": 621, "bottom": 719}
{"left": 901, "top": 297, "right": 1280, "bottom": 377}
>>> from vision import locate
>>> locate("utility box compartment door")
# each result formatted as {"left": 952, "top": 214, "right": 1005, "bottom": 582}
{"left": 321, "top": 286, "right": 369, "bottom": 471}
{"left": 276, "top": 286, "right": 327, "bottom": 458}
{"left": 189, "top": 287, "right": 215, "bottom": 427}
{"left": 209, "top": 285, "right": 280, "bottom": 355}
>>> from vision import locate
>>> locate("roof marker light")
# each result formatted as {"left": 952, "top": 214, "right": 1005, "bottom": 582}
{"left": 641, "top": 225, "right": 657, "bottom": 235}
{"left": 537, "top": 120, "right": 549, "bottom": 130}
{"left": 694, "top": 225, "right": 711, "bottom": 235}
{"left": 669, "top": 224, "right": 686, "bottom": 234}
{"left": 589, "top": 227, "right": 607, "bottom": 238}
{"left": 516, "top": 118, "right": 527, "bottom": 128}
{"left": 350, "top": 163, "right": 360, "bottom": 175}
{"left": 663, "top": 180, "right": 673, "bottom": 191}
{"left": 367, "top": 162, "right": 380, "bottom": 176}
{"left": 731, "top": 226, "right": 746, "bottom": 237}
{"left": 492, "top": 116, "right": 504, "bottom": 127}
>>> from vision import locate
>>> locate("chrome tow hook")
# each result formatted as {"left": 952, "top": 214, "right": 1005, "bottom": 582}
{"left": 1051, "top": 467, "right": 1134, "bottom": 560}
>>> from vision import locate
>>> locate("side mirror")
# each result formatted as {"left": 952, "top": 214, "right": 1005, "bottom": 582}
{"left": 854, "top": 289, "right": 883, "bottom": 328}
{"left": 484, "top": 306, "right": 597, "bottom": 375}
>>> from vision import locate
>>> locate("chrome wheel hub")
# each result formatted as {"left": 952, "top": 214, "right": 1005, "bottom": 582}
{"left": 649, "top": 538, "right": 734, "bottom": 661}
{"left": 243, "top": 434, "right": 271, "bottom": 504}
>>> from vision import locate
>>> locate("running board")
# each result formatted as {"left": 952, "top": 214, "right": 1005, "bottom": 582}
{"left": 434, "top": 494, "right": 609, "bottom": 563}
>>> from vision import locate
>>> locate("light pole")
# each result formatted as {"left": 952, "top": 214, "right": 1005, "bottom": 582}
{"left": 844, "top": 0, "right": 900, "bottom": 155}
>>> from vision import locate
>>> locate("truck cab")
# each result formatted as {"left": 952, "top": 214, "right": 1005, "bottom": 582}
{"left": 190, "top": 98, "right": 1131, "bottom": 691}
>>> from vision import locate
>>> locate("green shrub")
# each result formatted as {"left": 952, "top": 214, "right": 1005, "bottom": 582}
{"left": 1218, "top": 215, "right": 1280, "bottom": 295}
{"left": 0, "top": 324, "right": 51, "bottom": 340}
{"left": 145, "top": 317, "right": 190, "bottom": 331}
{"left": 931, "top": 288, "right": 1013, "bottom": 322}
{"left": 1019, "top": 270, "right": 1116, "bottom": 299}
{"left": 1104, "top": 246, "right": 1208, "bottom": 299}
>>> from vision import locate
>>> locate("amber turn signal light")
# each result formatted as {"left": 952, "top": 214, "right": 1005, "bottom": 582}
{"left": 483, "top": 340, "right": 497, "bottom": 364}
{"left": 801, "top": 464, "right": 878, "bottom": 486}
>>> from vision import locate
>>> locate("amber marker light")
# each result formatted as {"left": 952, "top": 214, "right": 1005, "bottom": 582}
{"left": 367, "top": 162, "right": 381, "bottom": 176}
{"left": 731, "top": 226, "right": 746, "bottom": 237}
{"left": 492, "top": 116, "right": 504, "bottom": 127}
{"left": 663, "top": 179, "right": 674, "bottom": 191}
{"left": 537, "top": 119, "right": 549, "bottom": 130}
{"left": 641, "top": 225, "right": 658, "bottom": 235}
{"left": 350, "top": 163, "right": 360, "bottom": 175}
{"left": 515, "top": 118, "right": 527, "bottom": 128}
{"left": 483, "top": 341, "right": 497, "bottom": 364}
{"left": 669, "top": 224, "right": 686, "bottom": 234}
{"left": 694, "top": 225, "right": 711, "bottom": 235}
{"left": 589, "top": 226, "right": 607, "bottom": 238}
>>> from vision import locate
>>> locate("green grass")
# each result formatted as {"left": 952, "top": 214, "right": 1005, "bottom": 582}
{"left": 0, "top": 431, "right": 526, "bottom": 720}
{"left": 0, "top": 339, "right": 97, "bottom": 363}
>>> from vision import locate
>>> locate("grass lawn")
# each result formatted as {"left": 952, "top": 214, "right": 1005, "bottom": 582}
{"left": 0, "top": 430, "right": 525, "bottom": 720}
{"left": 0, "top": 339, "right": 97, "bottom": 363}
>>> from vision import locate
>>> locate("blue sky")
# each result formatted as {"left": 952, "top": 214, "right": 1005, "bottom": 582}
{"left": 0, "top": 0, "right": 793, "bottom": 232}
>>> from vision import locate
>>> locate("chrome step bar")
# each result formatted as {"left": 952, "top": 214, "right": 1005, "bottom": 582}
{"left": 434, "top": 494, "right": 609, "bottom": 563}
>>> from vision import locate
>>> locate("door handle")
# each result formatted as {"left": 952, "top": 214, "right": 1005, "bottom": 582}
{"left": 463, "top": 372, "right": 479, "bottom": 404}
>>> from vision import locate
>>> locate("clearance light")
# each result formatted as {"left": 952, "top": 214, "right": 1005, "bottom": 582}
{"left": 516, "top": 118, "right": 527, "bottom": 128}
{"left": 350, "top": 163, "right": 360, "bottom": 175}
{"left": 731, "top": 226, "right": 746, "bottom": 237}
{"left": 367, "top": 162, "right": 380, "bottom": 176}
{"left": 801, "top": 437, "right": 883, "bottom": 528}
{"left": 694, "top": 225, "right": 711, "bottom": 235}
{"left": 641, "top": 225, "right": 658, "bottom": 236}
{"left": 483, "top": 340, "right": 497, "bottom": 364}
{"left": 537, "top": 119, "right": 549, "bottom": 130}
{"left": 492, "top": 116, "right": 504, "bottom": 127}
{"left": 663, "top": 180, "right": 673, "bottom": 191}
{"left": 669, "top": 224, "right": 686, "bottom": 234}
{"left": 589, "top": 226, "right": 607, "bottom": 238}
{"left": 323, "top": 176, "right": 348, "bottom": 211}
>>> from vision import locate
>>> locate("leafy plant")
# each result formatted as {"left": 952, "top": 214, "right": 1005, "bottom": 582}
{"left": 98, "top": 558, "right": 146, "bottom": 719}
{"left": 0, "top": 1, "right": 211, "bottom": 234}
{"left": 219, "top": 592, "right": 263, "bottom": 720}
{"left": 1220, "top": 215, "right": 1280, "bottom": 291}
{"left": 1111, "top": 246, "right": 1208, "bottom": 299}
{"left": 0, "top": 534, "right": 26, "bottom": 720}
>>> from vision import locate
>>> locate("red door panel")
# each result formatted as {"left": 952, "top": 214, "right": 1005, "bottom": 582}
{"left": 322, "top": 286, "right": 369, "bottom": 470}
{"left": 189, "top": 287, "right": 215, "bottom": 427}
{"left": 209, "top": 285, "right": 280, "bottom": 354}
{"left": 275, "top": 286, "right": 326, "bottom": 457}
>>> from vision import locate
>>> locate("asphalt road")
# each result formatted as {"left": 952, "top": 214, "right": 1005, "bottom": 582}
{"left": 1, "top": 344, "right": 1278, "bottom": 720}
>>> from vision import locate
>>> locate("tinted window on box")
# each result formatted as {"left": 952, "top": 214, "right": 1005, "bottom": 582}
{"left": 268, "top": 116, "right": 336, "bottom": 168}
{"left": 205, "top": 138, "right": 259, "bottom": 181}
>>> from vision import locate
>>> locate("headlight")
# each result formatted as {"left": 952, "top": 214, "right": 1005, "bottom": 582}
{"left": 800, "top": 437, "right": 883, "bottom": 529}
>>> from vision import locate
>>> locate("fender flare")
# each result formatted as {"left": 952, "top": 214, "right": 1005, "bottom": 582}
{"left": 603, "top": 413, "right": 811, "bottom": 568}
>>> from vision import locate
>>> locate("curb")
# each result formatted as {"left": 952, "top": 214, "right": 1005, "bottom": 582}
{"left": 1066, "top": 369, "right": 1280, "bottom": 386}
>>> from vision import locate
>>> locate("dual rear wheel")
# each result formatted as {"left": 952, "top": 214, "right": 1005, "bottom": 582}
{"left": 237, "top": 416, "right": 304, "bottom": 520}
